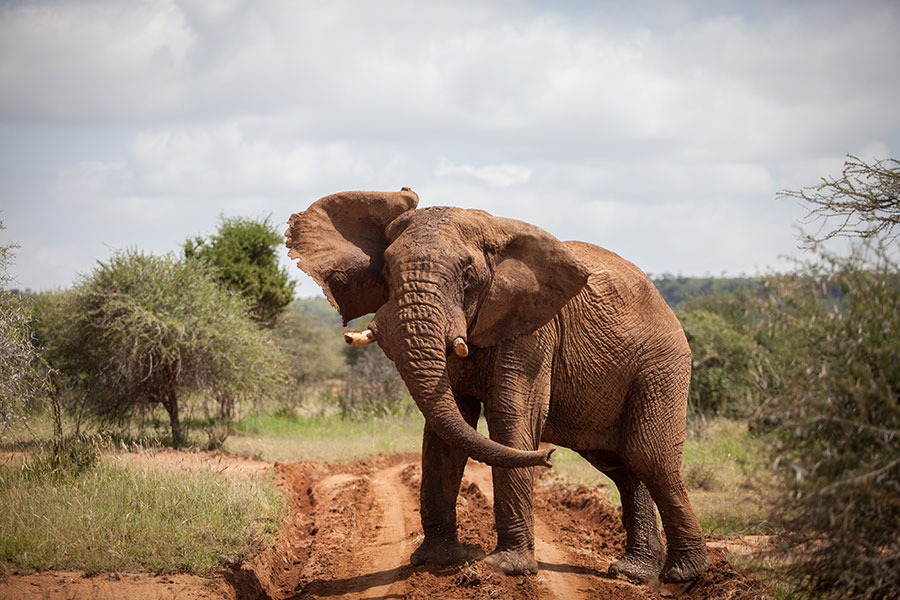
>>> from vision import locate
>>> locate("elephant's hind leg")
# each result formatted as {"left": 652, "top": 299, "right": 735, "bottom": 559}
{"left": 625, "top": 372, "right": 710, "bottom": 582}
{"left": 411, "top": 394, "right": 480, "bottom": 567}
{"left": 639, "top": 468, "right": 710, "bottom": 582}
{"left": 581, "top": 451, "right": 664, "bottom": 583}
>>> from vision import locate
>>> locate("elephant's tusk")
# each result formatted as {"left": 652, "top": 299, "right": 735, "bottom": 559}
{"left": 452, "top": 337, "right": 469, "bottom": 358}
{"left": 344, "top": 329, "right": 376, "bottom": 346}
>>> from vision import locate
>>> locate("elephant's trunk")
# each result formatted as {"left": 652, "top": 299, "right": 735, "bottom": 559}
{"left": 393, "top": 272, "right": 553, "bottom": 469}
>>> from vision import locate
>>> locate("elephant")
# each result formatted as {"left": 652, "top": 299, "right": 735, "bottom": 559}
{"left": 285, "top": 188, "right": 711, "bottom": 583}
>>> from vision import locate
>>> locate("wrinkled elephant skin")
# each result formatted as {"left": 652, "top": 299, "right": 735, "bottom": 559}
{"left": 285, "top": 188, "right": 710, "bottom": 583}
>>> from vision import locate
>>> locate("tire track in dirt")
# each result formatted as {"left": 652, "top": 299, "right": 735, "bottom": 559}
{"left": 346, "top": 463, "right": 419, "bottom": 599}
{"left": 278, "top": 455, "right": 420, "bottom": 599}
{"left": 255, "top": 456, "right": 773, "bottom": 600}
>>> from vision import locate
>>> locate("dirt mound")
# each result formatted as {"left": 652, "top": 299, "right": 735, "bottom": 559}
{"left": 2, "top": 452, "right": 772, "bottom": 599}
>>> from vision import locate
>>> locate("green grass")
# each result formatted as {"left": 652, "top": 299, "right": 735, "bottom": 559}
{"left": 0, "top": 447, "right": 283, "bottom": 574}
{"left": 224, "top": 410, "right": 426, "bottom": 462}
{"left": 551, "top": 418, "right": 774, "bottom": 535}
{"left": 682, "top": 419, "right": 774, "bottom": 535}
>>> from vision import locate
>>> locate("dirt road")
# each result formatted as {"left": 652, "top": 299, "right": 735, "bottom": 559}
{"left": 2, "top": 452, "right": 770, "bottom": 599}
{"left": 242, "top": 453, "right": 769, "bottom": 600}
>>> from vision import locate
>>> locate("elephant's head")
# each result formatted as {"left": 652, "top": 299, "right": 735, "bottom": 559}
{"left": 286, "top": 188, "right": 589, "bottom": 468}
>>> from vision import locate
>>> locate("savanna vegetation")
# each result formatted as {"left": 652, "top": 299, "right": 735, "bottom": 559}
{"left": 0, "top": 155, "right": 897, "bottom": 598}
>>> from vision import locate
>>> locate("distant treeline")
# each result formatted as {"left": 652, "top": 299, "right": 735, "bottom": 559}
{"left": 650, "top": 275, "right": 762, "bottom": 310}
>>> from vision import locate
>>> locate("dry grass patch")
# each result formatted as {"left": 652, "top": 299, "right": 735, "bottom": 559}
{"left": 0, "top": 443, "right": 283, "bottom": 575}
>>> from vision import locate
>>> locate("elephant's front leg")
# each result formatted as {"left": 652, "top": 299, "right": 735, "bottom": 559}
{"left": 410, "top": 395, "right": 480, "bottom": 567}
{"left": 484, "top": 462, "right": 538, "bottom": 575}
{"left": 482, "top": 340, "right": 552, "bottom": 576}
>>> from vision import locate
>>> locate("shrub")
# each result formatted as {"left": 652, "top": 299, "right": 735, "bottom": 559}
{"left": 758, "top": 244, "right": 900, "bottom": 599}
{"left": 679, "top": 308, "right": 767, "bottom": 418}
{"left": 339, "top": 343, "right": 410, "bottom": 419}
{"left": 271, "top": 298, "right": 346, "bottom": 411}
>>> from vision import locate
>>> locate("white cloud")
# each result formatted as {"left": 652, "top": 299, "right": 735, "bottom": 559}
{"left": 52, "top": 123, "right": 366, "bottom": 206}
{"left": 0, "top": 0, "right": 193, "bottom": 121}
{"left": 435, "top": 158, "right": 532, "bottom": 187}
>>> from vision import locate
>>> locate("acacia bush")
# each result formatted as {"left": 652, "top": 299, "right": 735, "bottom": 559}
{"left": 754, "top": 246, "right": 900, "bottom": 599}
{"left": 37, "top": 250, "right": 285, "bottom": 444}
{"left": 755, "top": 154, "right": 900, "bottom": 599}
{"left": 0, "top": 288, "right": 49, "bottom": 428}
{"left": 0, "top": 221, "right": 52, "bottom": 432}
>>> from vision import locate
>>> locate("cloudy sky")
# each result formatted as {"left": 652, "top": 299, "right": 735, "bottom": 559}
{"left": 1, "top": 0, "right": 898, "bottom": 296}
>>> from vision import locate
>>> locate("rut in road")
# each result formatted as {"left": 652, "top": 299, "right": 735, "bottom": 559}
{"left": 289, "top": 457, "right": 641, "bottom": 599}
{"left": 322, "top": 458, "right": 603, "bottom": 599}
{"left": 325, "top": 463, "right": 419, "bottom": 599}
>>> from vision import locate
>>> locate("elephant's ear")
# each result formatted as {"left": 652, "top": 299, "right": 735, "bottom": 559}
{"left": 286, "top": 188, "right": 418, "bottom": 325}
{"left": 469, "top": 216, "right": 589, "bottom": 347}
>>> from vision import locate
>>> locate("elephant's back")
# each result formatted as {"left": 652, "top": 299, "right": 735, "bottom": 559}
{"left": 561, "top": 239, "right": 687, "bottom": 353}
{"left": 563, "top": 240, "right": 651, "bottom": 290}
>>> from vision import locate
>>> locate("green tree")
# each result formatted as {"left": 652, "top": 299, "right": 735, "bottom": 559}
{"left": 41, "top": 250, "right": 285, "bottom": 445}
{"left": 653, "top": 275, "right": 761, "bottom": 310}
{"left": 184, "top": 215, "right": 295, "bottom": 328}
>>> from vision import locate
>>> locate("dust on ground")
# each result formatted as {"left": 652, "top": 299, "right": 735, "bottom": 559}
{"left": 1, "top": 451, "right": 772, "bottom": 599}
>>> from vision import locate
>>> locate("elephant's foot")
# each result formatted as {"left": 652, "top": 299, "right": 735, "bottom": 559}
{"left": 660, "top": 546, "right": 711, "bottom": 583}
{"left": 410, "top": 537, "right": 468, "bottom": 566}
{"left": 483, "top": 549, "right": 538, "bottom": 576}
{"left": 608, "top": 550, "right": 664, "bottom": 584}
